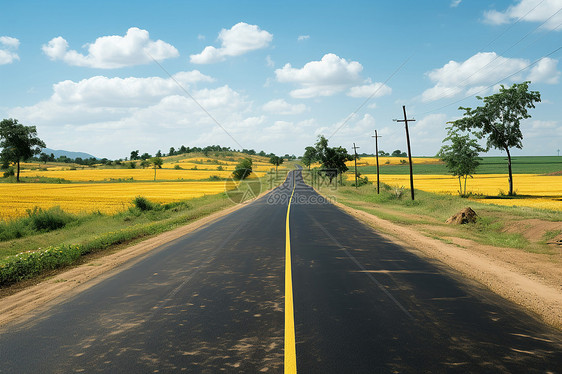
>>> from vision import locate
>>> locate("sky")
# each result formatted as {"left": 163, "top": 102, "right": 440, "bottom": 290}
{"left": 1, "top": 0, "right": 561, "bottom": 159}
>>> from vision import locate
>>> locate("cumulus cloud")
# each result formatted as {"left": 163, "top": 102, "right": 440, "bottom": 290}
{"left": 11, "top": 71, "right": 215, "bottom": 121}
{"left": 42, "top": 27, "right": 179, "bottom": 68}
{"left": 7, "top": 71, "right": 316, "bottom": 157}
{"left": 262, "top": 99, "right": 307, "bottom": 115}
{"left": 347, "top": 82, "right": 392, "bottom": 98}
{"left": 527, "top": 57, "right": 560, "bottom": 84}
{"left": 297, "top": 35, "right": 310, "bottom": 41}
{"left": 0, "top": 36, "right": 20, "bottom": 64}
{"left": 422, "top": 52, "right": 560, "bottom": 102}
{"left": 483, "top": 0, "right": 562, "bottom": 30}
{"left": 275, "top": 53, "right": 364, "bottom": 98}
{"left": 190, "top": 22, "right": 273, "bottom": 64}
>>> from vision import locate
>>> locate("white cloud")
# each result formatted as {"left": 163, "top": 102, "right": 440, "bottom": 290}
{"left": 8, "top": 71, "right": 233, "bottom": 144}
{"left": 422, "top": 52, "right": 560, "bottom": 102}
{"left": 450, "top": 0, "right": 462, "bottom": 7}
{"left": 275, "top": 53, "right": 363, "bottom": 98}
{"left": 266, "top": 55, "right": 275, "bottom": 67}
{"left": 347, "top": 82, "right": 392, "bottom": 98}
{"left": 262, "top": 99, "right": 307, "bottom": 115}
{"left": 0, "top": 36, "right": 20, "bottom": 65}
{"left": 527, "top": 57, "right": 560, "bottom": 84}
{"left": 42, "top": 27, "right": 179, "bottom": 68}
{"left": 297, "top": 35, "right": 310, "bottom": 41}
{"left": 7, "top": 71, "right": 321, "bottom": 158}
{"left": 190, "top": 22, "right": 273, "bottom": 64}
{"left": 483, "top": 0, "right": 562, "bottom": 30}
{"left": 0, "top": 36, "right": 20, "bottom": 48}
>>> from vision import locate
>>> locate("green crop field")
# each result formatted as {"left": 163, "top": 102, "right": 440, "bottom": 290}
{"left": 356, "top": 156, "right": 562, "bottom": 175}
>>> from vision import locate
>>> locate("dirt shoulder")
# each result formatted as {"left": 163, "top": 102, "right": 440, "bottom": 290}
{"left": 330, "top": 199, "right": 562, "bottom": 330}
{"left": 0, "top": 197, "right": 258, "bottom": 327}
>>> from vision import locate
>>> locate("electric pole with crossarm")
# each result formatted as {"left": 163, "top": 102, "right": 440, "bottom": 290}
{"left": 393, "top": 106, "right": 415, "bottom": 200}
{"left": 352, "top": 143, "right": 360, "bottom": 188}
{"left": 372, "top": 130, "right": 382, "bottom": 194}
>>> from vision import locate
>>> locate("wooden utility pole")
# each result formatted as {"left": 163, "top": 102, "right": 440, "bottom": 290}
{"left": 394, "top": 106, "right": 416, "bottom": 200}
{"left": 371, "top": 130, "right": 382, "bottom": 194}
{"left": 352, "top": 143, "right": 360, "bottom": 188}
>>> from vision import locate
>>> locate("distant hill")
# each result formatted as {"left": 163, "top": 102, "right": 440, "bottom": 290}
{"left": 42, "top": 148, "right": 98, "bottom": 160}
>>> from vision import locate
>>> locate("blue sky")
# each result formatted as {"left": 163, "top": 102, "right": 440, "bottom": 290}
{"left": 1, "top": 0, "right": 561, "bottom": 159}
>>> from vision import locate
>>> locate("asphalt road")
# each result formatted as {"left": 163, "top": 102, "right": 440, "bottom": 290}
{"left": 1, "top": 169, "right": 562, "bottom": 373}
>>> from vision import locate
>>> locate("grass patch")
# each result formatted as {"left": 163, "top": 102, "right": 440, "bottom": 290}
{"left": 317, "top": 181, "right": 560, "bottom": 252}
{"left": 0, "top": 172, "right": 283, "bottom": 287}
{"left": 357, "top": 156, "right": 562, "bottom": 175}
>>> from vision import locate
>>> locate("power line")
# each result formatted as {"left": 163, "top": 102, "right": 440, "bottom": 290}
{"left": 146, "top": 53, "right": 245, "bottom": 150}
{"left": 327, "top": 53, "right": 414, "bottom": 140}
{"left": 418, "top": 45, "right": 562, "bottom": 116}
{"left": 424, "top": 4, "right": 562, "bottom": 103}
{"left": 482, "top": 0, "right": 545, "bottom": 50}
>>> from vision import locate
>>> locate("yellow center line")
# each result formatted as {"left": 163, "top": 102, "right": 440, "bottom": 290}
{"left": 284, "top": 171, "right": 297, "bottom": 373}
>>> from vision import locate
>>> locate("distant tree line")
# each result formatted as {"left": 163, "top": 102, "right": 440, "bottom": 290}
{"left": 130, "top": 144, "right": 297, "bottom": 161}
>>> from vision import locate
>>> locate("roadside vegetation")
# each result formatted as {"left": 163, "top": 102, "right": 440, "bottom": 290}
{"left": 0, "top": 167, "right": 290, "bottom": 287}
{"left": 312, "top": 178, "right": 561, "bottom": 254}
{"left": 0, "top": 145, "right": 290, "bottom": 287}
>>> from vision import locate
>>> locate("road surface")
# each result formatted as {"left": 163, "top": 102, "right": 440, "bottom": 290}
{"left": 1, "top": 170, "right": 561, "bottom": 373}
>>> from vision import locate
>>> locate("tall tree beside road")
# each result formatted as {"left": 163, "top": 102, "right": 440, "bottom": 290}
{"left": 438, "top": 128, "right": 484, "bottom": 196}
{"left": 0, "top": 118, "right": 46, "bottom": 182}
{"left": 449, "top": 82, "right": 540, "bottom": 195}
{"left": 313, "top": 135, "right": 353, "bottom": 184}
{"left": 233, "top": 158, "right": 253, "bottom": 180}
{"left": 269, "top": 155, "right": 284, "bottom": 172}
{"left": 301, "top": 146, "right": 317, "bottom": 170}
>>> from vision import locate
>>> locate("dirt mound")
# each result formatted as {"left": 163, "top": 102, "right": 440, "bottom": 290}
{"left": 446, "top": 207, "right": 478, "bottom": 224}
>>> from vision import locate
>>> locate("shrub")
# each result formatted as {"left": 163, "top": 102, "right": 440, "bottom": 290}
{"left": 26, "top": 206, "right": 75, "bottom": 232}
{"left": 132, "top": 196, "right": 156, "bottom": 211}
{"left": 390, "top": 186, "right": 405, "bottom": 199}
{"left": 351, "top": 173, "right": 369, "bottom": 187}
{"left": 232, "top": 158, "right": 253, "bottom": 180}
{"left": 0, "top": 244, "right": 82, "bottom": 286}
{"left": 174, "top": 164, "right": 182, "bottom": 170}
{"left": 209, "top": 175, "right": 221, "bottom": 181}
{"left": 3, "top": 166, "right": 15, "bottom": 178}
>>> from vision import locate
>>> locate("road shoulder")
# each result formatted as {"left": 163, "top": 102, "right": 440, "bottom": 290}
{"left": 329, "top": 198, "right": 562, "bottom": 330}
{"left": 0, "top": 196, "right": 263, "bottom": 327}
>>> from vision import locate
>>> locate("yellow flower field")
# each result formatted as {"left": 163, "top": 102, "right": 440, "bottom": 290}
{"left": 355, "top": 173, "right": 562, "bottom": 211}
{"left": 346, "top": 157, "right": 442, "bottom": 167}
{"left": 0, "top": 181, "right": 231, "bottom": 220}
{"left": 19, "top": 168, "right": 267, "bottom": 182}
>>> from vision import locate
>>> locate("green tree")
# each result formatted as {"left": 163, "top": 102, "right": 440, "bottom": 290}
{"left": 437, "top": 128, "right": 484, "bottom": 196}
{"left": 314, "top": 135, "right": 353, "bottom": 184}
{"left": 140, "top": 159, "right": 150, "bottom": 169}
{"left": 0, "top": 118, "right": 46, "bottom": 182}
{"left": 301, "top": 146, "right": 317, "bottom": 170}
{"left": 150, "top": 157, "right": 163, "bottom": 181}
{"left": 232, "top": 158, "right": 253, "bottom": 180}
{"left": 449, "top": 82, "right": 540, "bottom": 195}
{"left": 269, "top": 155, "right": 284, "bottom": 172}
{"left": 39, "top": 152, "right": 50, "bottom": 164}
{"left": 130, "top": 150, "right": 139, "bottom": 160}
